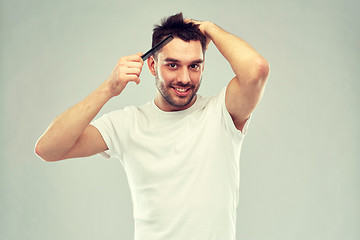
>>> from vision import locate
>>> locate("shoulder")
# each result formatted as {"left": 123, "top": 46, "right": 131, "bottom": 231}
{"left": 193, "top": 89, "right": 224, "bottom": 106}
{"left": 105, "top": 101, "right": 152, "bottom": 118}
{"left": 92, "top": 103, "right": 149, "bottom": 128}
{"left": 206, "top": 87, "right": 250, "bottom": 135}
{"left": 202, "top": 87, "right": 227, "bottom": 109}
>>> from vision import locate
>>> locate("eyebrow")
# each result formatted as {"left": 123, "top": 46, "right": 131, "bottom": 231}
{"left": 163, "top": 58, "right": 204, "bottom": 64}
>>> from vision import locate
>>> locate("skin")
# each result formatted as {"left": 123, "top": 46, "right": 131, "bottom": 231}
{"left": 35, "top": 19, "right": 269, "bottom": 162}
{"left": 187, "top": 19, "right": 269, "bottom": 131}
{"left": 148, "top": 38, "right": 205, "bottom": 111}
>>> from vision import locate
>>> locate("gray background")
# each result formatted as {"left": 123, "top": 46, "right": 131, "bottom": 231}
{"left": 1, "top": 0, "right": 359, "bottom": 239}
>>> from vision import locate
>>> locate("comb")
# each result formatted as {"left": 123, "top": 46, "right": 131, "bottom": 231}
{"left": 141, "top": 34, "right": 174, "bottom": 61}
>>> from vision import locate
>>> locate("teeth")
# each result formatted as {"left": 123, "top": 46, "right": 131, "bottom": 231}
{"left": 175, "top": 88, "right": 187, "bottom": 92}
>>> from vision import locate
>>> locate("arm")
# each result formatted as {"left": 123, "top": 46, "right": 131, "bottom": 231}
{"left": 188, "top": 19, "right": 269, "bottom": 131}
{"left": 35, "top": 53, "right": 144, "bottom": 162}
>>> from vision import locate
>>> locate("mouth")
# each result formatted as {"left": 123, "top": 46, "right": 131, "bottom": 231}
{"left": 171, "top": 86, "right": 191, "bottom": 97}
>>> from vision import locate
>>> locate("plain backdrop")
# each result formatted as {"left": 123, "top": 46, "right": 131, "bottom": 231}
{"left": 1, "top": 0, "right": 359, "bottom": 239}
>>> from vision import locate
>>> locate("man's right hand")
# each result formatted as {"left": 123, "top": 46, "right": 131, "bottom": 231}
{"left": 105, "top": 52, "right": 144, "bottom": 97}
{"left": 35, "top": 52, "right": 144, "bottom": 162}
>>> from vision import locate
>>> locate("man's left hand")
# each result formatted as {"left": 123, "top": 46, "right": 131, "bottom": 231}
{"left": 184, "top": 18, "right": 212, "bottom": 49}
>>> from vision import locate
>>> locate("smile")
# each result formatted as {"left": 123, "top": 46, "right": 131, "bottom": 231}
{"left": 175, "top": 88, "right": 188, "bottom": 92}
{"left": 172, "top": 86, "right": 191, "bottom": 96}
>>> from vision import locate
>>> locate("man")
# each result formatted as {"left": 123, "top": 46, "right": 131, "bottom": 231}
{"left": 35, "top": 13, "right": 269, "bottom": 240}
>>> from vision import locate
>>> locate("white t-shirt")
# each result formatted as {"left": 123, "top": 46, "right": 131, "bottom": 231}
{"left": 91, "top": 87, "right": 251, "bottom": 240}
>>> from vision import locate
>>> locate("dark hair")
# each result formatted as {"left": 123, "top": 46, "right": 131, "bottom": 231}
{"left": 152, "top": 13, "right": 207, "bottom": 57}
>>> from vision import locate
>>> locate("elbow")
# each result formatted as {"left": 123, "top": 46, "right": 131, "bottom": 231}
{"left": 34, "top": 142, "right": 50, "bottom": 162}
{"left": 34, "top": 140, "right": 59, "bottom": 162}
{"left": 253, "top": 57, "right": 270, "bottom": 84}
{"left": 235, "top": 56, "right": 269, "bottom": 86}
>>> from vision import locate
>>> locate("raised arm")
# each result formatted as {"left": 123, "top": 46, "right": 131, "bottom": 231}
{"left": 35, "top": 53, "right": 144, "bottom": 162}
{"left": 188, "top": 19, "right": 269, "bottom": 131}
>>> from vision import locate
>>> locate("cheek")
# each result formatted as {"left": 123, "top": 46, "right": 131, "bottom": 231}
{"left": 190, "top": 71, "right": 203, "bottom": 83}
{"left": 159, "top": 67, "right": 176, "bottom": 82}
{"left": 155, "top": 67, "right": 165, "bottom": 84}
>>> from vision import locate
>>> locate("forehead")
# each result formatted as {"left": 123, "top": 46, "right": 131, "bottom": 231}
{"left": 157, "top": 38, "right": 203, "bottom": 62}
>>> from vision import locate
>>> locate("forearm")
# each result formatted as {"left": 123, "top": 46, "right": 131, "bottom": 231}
{"left": 35, "top": 52, "right": 144, "bottom": 161}
{"left": 35, "top": 82, "right": 112, "bottom": 160}
{"left": 204, "top": 22, "right": 268, "bottom": 82}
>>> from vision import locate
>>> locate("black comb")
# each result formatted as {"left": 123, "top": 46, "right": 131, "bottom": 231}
{"left": 141, "top": 34, "right": 174, "bottom": 61}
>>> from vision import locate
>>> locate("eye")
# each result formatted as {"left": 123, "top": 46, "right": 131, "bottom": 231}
{"left": 189, "top": 64, "right": 199, "bottom": 70}
{"left": 168, "top": 63, "right": 177, "bottom": 68}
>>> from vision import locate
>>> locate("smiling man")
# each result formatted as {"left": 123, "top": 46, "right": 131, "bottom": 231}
{"left": 35, "top": 13, "right": 269, "bottom": 240}
{"left": 151, "top": 37, "right": 204, "bottom": 111}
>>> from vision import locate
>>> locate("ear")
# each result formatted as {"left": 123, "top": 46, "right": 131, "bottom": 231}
{"left": 147, "top": 55, "right": 156, "bottom": 76}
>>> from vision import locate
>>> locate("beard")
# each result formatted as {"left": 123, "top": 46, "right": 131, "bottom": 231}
{"left": 155, "top": 72, "right": 202, "bottom": 109}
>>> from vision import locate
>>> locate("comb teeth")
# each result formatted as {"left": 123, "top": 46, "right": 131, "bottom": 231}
{"left": 141, "top": 34, "right": 174, "bottom": 60}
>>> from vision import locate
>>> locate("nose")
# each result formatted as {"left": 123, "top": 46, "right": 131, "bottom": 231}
{"left": 177, "top": 67, "right": 190, "bottom": 84}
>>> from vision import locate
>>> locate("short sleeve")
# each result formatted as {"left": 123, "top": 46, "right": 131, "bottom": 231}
{"left": 217, "top": 87, "right": 252, "bottom": 137}
{"left": 90, "top": 113, "right": 120, "bottom": 159}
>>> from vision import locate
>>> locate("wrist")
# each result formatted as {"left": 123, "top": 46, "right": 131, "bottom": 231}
{"left": 97, "top": 82, "right": 116, "bottom": 100}
{"left": 203, "top": 22, "right": 218, "bottom": 38}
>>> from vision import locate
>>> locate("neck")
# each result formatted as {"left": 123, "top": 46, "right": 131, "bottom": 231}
{"left": 154, "top": 93, "right": 197, "bottom": 112}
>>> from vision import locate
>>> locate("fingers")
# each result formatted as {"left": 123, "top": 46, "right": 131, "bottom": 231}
{"left": 136, "top": 52, "right": 143, "bottom": 57}
{"left": 122, "top": 73, "right": 141, "bottom": 85}
{"left": 117, "top": 53, "right": 143, "bottom": 72}
{"left": 121, "top": 53, "right": 144, "bottom": 63}
{"left": 115, "top": 53, "right": 144, "bottom": 84}
{"left": 106, "top": 52, "right": 145, "bottom": 96}
{"left": 184, "top": 18, "right": 212, "bottom": 50}
{"left": 115, "top": 67, "right": 141, "bottom": 85}
{"left": 126, "top": 61, "right": 143, "bottom": 69}
{"left": 184, "top": 18, "right": 206, "bottom": 35}
{"left": 184, "top": 18, "right": 198, "bottom": 24}
{"left": 124, "top": 67, "right": 142, "bottom": 85}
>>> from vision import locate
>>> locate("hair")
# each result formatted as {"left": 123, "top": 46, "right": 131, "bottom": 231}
{"left": 152, "top": 13, "right": 207, "bottom": 58}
